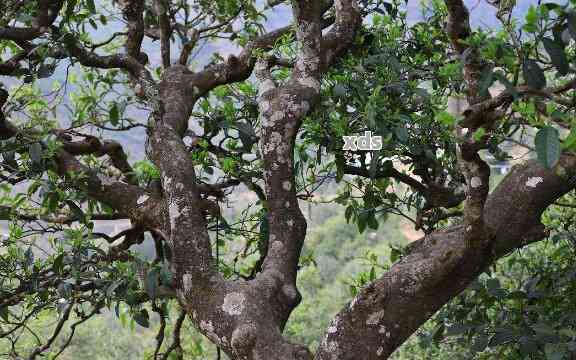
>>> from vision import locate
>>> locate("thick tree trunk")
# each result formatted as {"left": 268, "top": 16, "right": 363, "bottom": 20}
{"left": 141, "top": 2, "right": 362, "bottom": 359}
{"left": 5, "top": 1, "right": 575, "bottom": 359}
{"left": 315, "top": 156, "right": 576, "bottom": 359}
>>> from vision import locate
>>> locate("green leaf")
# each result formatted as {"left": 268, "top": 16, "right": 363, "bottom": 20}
{"left": 86, "top": 0, "right": 96, "bottom": 14}
{"left": 390, "top": 246, "right": 402, "bottom": 263}
{"left": 486, "top": 278, "right": 506, "bottom": 298}
{"left": 109, "top": 102, "right": 120, "bottom": 126}
{"left": 473, "top": 127, "right": 486, "bottom": 142}
{"left": 53, "top": 253, "right": 64, "bottom": 273}
{"left": 535, "top": 126, "right": 561, "bottom": 168}
{"left": 435, "top": 111, "right": 456, "bottom": 127}
{"left": 524, "top": 6, "right": 539, "bottom": 33}
{"left": 432, "top": 323, "right": 445, "bottom": 343}
{"left": 523, "top": 59, "right": 547, "bottom": 90}
{"left": 563, "top": 127, "right": 576, "bottom": 150}
{"left": 532, "top": 323, "right": 556, "bottom": 337}
{"left": 367, "top": 212, "right": 379, "bottom": 230}
{"left": 543, "top": 3, "right": 562, "bottom": 12}
{"left": 486, "top": 278, "right": 501, "bottom": 292}
{"left": 369, "top": 266, "right": 376, "bottom": 281}
{"left": 357, "top": 211, "right": 367, "bottom": 233}
{"left": 445, "top": 323, "right": 473, "bottom": 337}
{"left": 27, "top": 181, "right": 41, "bottom": 197}
{"left": 133, "top": 309, "right": 149, "bottom": 328}
{"left": 0, "top": 306, "right": 8, "bottom": 322}
{"left": 344, "top": 205, "right": 354, "bottom": 223}
{"left": 381, "top": 2, "right": 394, "bottom": 16}
{"left": 2, "top": 151, "right": 17, "bottom": 169}
{"left": 125, "top": 291, "right": 139, "bottom": 306}
{"left": 542, "top": 37, "right": 569, "bottom": 76}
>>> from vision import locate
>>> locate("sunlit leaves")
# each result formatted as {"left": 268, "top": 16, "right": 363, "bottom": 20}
{"left": 347, "top": 251, "right": 388, "bottom": 296}
{"left": 133, "top": 160, "right": 160, "bottom": 184}
{"left": 473, "top": 127, "right": 486, "bottom": 142}
{"left": 435, "top": 111, "right": 456, "bottom": 127}
{"left": 302, "top": 3, "right": 460, "bottom": 236}
{"left": 563, "top": 127, "right": 576, "bottom": 150}
{"left": 524, "top": 5, "right": 540, "bottom": 33}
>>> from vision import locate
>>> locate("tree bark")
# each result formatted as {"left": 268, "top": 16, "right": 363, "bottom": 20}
{"left": 315, "top": 155, "right": 576, "bottom": 359}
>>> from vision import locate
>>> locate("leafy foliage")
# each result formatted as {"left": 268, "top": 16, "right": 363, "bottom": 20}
{"left": 2, "top": 0, "right": 576, "bottom": 358}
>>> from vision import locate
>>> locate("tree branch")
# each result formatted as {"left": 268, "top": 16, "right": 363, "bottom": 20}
{"left": 315, "top": 155, "right": 576, "bottom": 359}
{"left": 0, "top": 0, "right": 64, "bottom": 42}
{"left": 154, "top": 0, "right": 171, "bottom": 68}
{"left": 119, "top": 0, "right": 145, "bottom": 59}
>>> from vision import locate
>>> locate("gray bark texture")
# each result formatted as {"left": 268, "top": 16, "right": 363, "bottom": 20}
{"left": 1, "top": 0, "right": 575, "bottom": 359}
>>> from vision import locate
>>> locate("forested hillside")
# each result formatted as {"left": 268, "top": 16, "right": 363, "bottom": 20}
{"left": 2, "top": 203, "right": 410, "bottom": 359}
